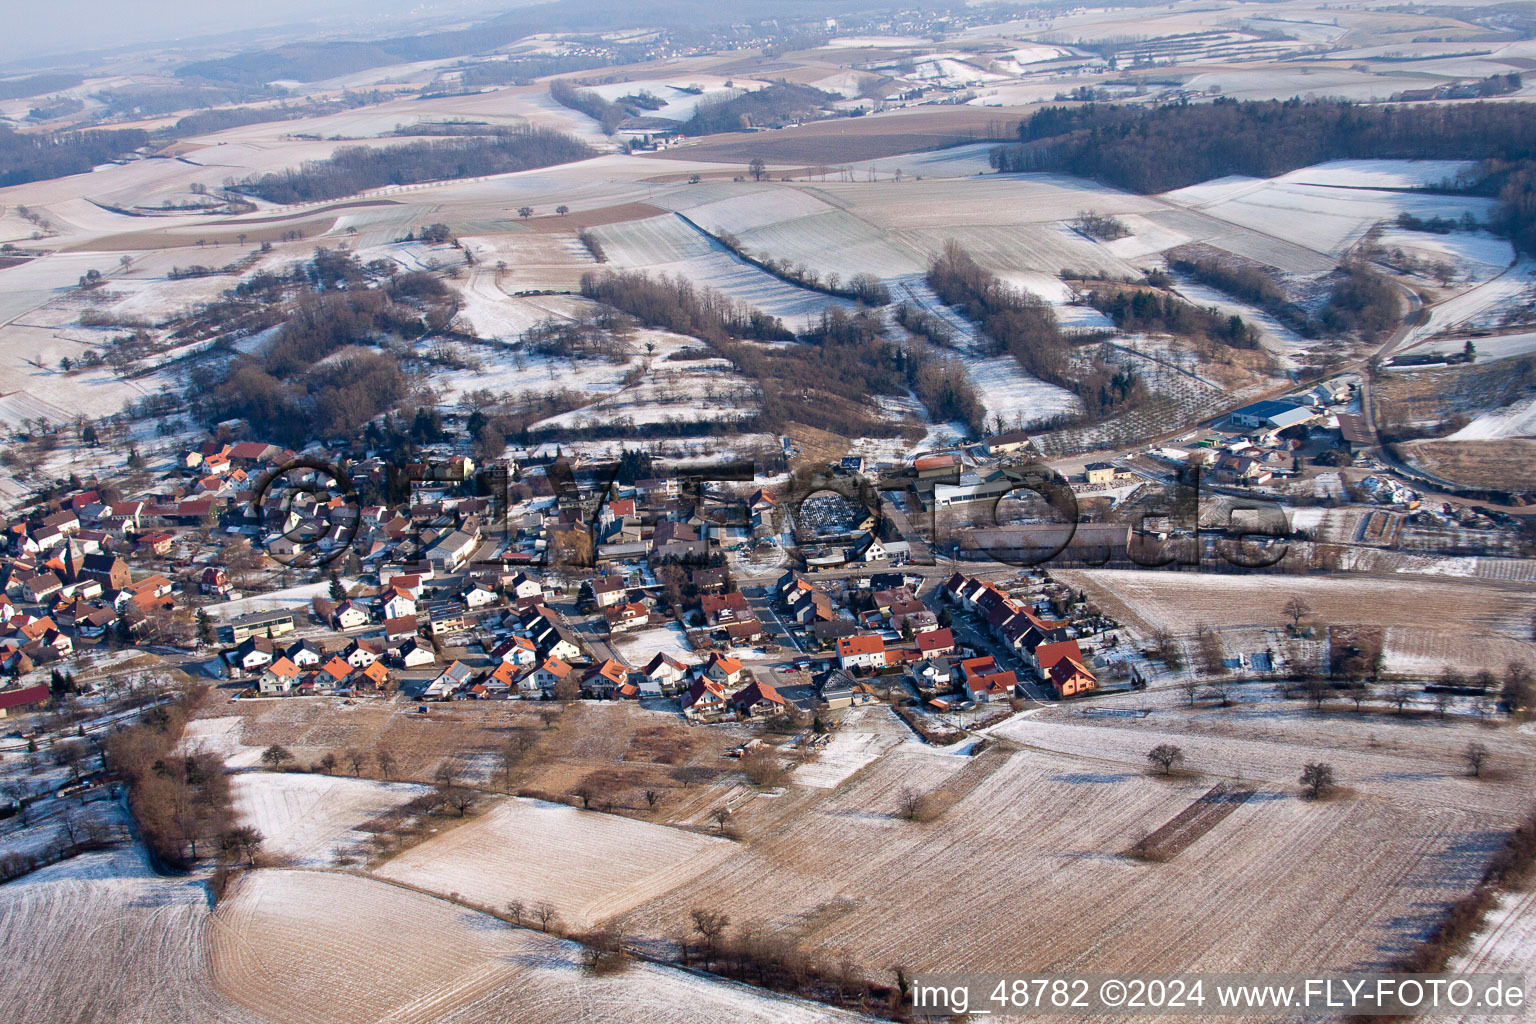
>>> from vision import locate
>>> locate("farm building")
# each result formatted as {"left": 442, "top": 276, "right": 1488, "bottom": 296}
{"left": 1229, "top": 400, "right": 1314, "bottom": 431}
{"left": 221, "top": 610, "right": 295, "bottom": 644}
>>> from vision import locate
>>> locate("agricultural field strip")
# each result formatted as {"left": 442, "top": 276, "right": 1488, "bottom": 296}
{"left": 211, "top": 868, "right": 872, "bottom": 1024}
{"left": 374, "top": 795, "right": 739, "bottom": 928}
{"left": 616, "top": 740, "right": 1498, "bottom": 978}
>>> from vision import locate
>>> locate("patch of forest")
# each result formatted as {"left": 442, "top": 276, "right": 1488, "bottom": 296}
{"left": 927, "top": 243, "right": 1145, "bottom": 423}
{"left": 166, "top": 90, "right": 398, "bottom": 139}
{"left": 682, "top": 82, "right": 835, "bottom": 135}
{"left": 0, "top": 72, "right": 83, "bottom": 101}
{"left": 582, "top": 269, "right": 943, "bottom": 437}
{"left": 1084, "top": 285, "right": 1260, "bottom": 348}
{"left": 190, "top": 250, "right": 461, "bottom": 444}
{"left": 0, "top": 125, "right": 149, "bottom": 188}
{"left": 234, "top": 126, "right": 593, "bottom": 203}
{"left": 989, "top": 99, "right": 1536, "bottom": 255}
{"left": 549, "top": 79, "right": 672, "bottom": 135}
{"left": 579, "top": 268, "right": 793, "bottom": 343}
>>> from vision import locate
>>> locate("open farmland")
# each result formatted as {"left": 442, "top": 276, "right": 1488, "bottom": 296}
{"left": 375, "top": 796, "right": 738, "bottom": 928}
{"left": 0, "top": 843, "right": 261, "bottom": 1024}
{"left": 1447, "top": 888, "right": 1536, "bottom": 1023}
{"left": 616, "top": 701, "right": 1535, "bottom": 979}
{"left": 1054, "top": 569, "right": 1535, "bottom": 658}
{"left": 651, "top": 106, "right": 1026, "bottom": 165}
{"left": 231, "top": 773, "right": 433, "bottom": 867}
{"left": 1401, "top": 439, "right": 1536, "bottom": 489}
{"left": 211, "top": 869, "right": 868, "bottom": 1024}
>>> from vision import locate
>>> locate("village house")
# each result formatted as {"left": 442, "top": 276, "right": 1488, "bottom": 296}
{"left": 957, "top": 655, "right": 1017, "bottom": 702}
{"left": 681, "top": 676, "right": 728, "bottom": 721}
{"left": 425, "top": 660, "right": 474, "bottom": 700}
{"left": 702, "top": 652, "right": 744, "bottom": 688}
{"left": 228, "top": 636, "right": 275, "bottom": 674}
{"left": 283, "top": 638, "right": 324, "bottom": 669}
{"left": 489, "top": 635, "right": 537, "bottom": 667}
{"left": 914, "top": 628, "right": 956, "bottom": 659}
{"left": 605, "top": 601, "right": 650, "bottom": 633}
{"left": 222, "top": 609, "right": 295, "bottom": 644}
{"left": 837, "top": 633, "right": 887, "bottom": 672}
{"left": 530, "top": 656, "right": 574, "bottom": 695}
{"left": 379, "top": 587, "right": 417, "bottom": 621}
{"left": 342, "top": 638, "right": 383, "bottom": 668}
{"left": 582, "top": 659, "right": 629, "bottom": 698}
{"left": 395, "top": 637, "right": 437, "bottom": 668}
{"left": 331, "top": 599, "right": 370, "bottom": 631}
{"left": 730, "top": 679, "right": 788, "bottom": 718}
{"left": 463, "top": 582, "right": 499, "bottom": 609}
{"left": 0, "top": 684, "right": 50, "bottom": 718}
{"left": 591, "top": 575, "right": 627, "bottom": 609}
{"left": 699, "top": 590, "right": 752, "bottom": 626}
{"left": 1034, "top": 638, "right": 1097, "bottom": 697}
{"left": 642, "top": 652, "right": 691, "bottom": 695}
{"left": 425, "top": 529, "right": 477, "bottom": 572}
{"left": 384, "top": 615, "right": 419, "bottom": 642}
{"left": 509, "top": 573, "right": 543, "bottom": 601}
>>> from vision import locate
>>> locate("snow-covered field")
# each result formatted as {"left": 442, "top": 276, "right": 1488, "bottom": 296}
{"left": 207, "top": 582, "right": 330, "bottom": 622}
{"left": 375, "top": 795, "right": 736, "bottom": 928}
{"left": 1446, "top": 888, "right": 1536, "bottom": 1024}
{"left": 213, "top": 868, "right": 868, "bottom": 1024}
{"left": 791, "top": 706, "right": 906, "bottom": 789}
{"left": 232, "top": 772, "right": 433, "bottom": 866}
{"left": 968, "top": 354, "right": 1083, "bottom": 428}
{"left": 0, "top": 843, "right": 260, "bottom": 1024}
{"left": 1162, "top": 172, "right": 1496, "bottom": 259}
{"left": 1448, "top": 394, "right": 1536, "bottom": 441}
{"left": 611, "top": 621, "right": 700, "bottom": 668}
{"left": 1402, "top": 260, "right": 1536, "bottom": 348}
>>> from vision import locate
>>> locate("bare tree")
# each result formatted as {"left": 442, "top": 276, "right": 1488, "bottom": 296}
{"left": 444, "top": 786, "right": 478, "bottom": 817}
{"left": 1152, "top": 627, "right": 1182, "bottom": 670}
{"left": 1304, "top": 675, "right": 1331, "bottom": 711}
{"left": 1195, "top": 624, "right": 1226, "bottom": 678}
{"left": 2, "top": 780, "right": 29, "bottom": 824}
{"left": 691, "top": 907, "right": 731, "bottom": 966}
{"left": 534, "top": 901, "right": 558, "bottom": 932}
{"left": 259, "top": 745, "right": 292, "bottom": 769}
{"left": 374, "top": 747, "right": 397, "bottom": 780}
{"left": 577, "top": 926, "right": 626, "bottom": 972}
{"left": 672, "top": 764, "right": 712, "bottom": 788}
{"left": 1283, "top": 596, "right": 1311, "bottom": 630}
{"left": 1179, "top": 676, "right": 1199, "bottom": 707}
{"left": 1432, "top": 691, "right": 1453, "bottom": 718}
{"left": 506, "top": 899, "right": 525, "bottom": 925}
{"left": 1147, "top": 743, "right": 1185, "bottom": 776}
{"left": 1385, "top": 684, "right": 1415, "bottom": 714}
{"left": 222, "top": 825, "right": 264, "bottom": 865}
{"left": 1503, "top": 661, "right": 1533, "bottom": 714}
{"left": 345, "top": 748, "right": 370, "bottom": 777}
{"left": 897, "top": 785, "right": 921, "bottom": 820}
{"left": 642, "top": 788, "right": 661, "bottom": 810}
{"left": 1300, "top": 761, "right": 1335, "bottom": 799}
{"left": 317, "top": 752, "right": 338, "bottom": 775}
{"left": 709, "top": 805, "right": 732, "bottom": 833}
{"left": 1464, "top": 742, "right": 1490, "bottom": 778}
{"left": 572, "top": 778, "right": 600, "bottom": 809}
